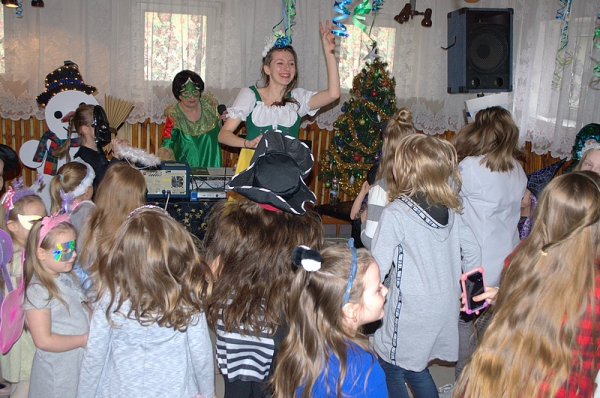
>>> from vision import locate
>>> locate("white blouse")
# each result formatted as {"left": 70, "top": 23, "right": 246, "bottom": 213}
{"left": 227, "top": 87, "right": 318, "bottom": 129}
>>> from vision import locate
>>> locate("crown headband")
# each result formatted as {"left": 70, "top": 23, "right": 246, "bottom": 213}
{"left": 38, "top": 212, "right": 71, "bottom": 248}
{"left": 342, "top": 238, "right": 358, "bottom": 306}
{"left": 581, "top": 140, "right": 600, "bottom": 159}
{"left": 126, "top": 204, "right": 169, "bottom": 219}
{"left": 60, "top": 160, "right": 96, "bottom": 213}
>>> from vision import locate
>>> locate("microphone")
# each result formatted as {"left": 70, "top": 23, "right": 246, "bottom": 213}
{"left": 217, "top": 104, "right": 227, "bottom": 126}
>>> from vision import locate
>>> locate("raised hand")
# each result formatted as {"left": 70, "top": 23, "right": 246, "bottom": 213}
{"left": 319, "top": 21, "right": 336, "bottom": 55}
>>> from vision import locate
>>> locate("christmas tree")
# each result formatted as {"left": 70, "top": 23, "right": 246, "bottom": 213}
{"left": 319, "top": 55, "right": 398, "bottom": 198}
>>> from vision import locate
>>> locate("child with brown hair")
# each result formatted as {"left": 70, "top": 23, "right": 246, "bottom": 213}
{"left": 0, "top": 182, "right": 46, "bottom": 398}
{"left": 205, "top": 131, "right": 324, "bottom": 398}
{"left": 77, "top": 207, "right": 214, "bottom": 397}
{"left": 454, "top": 171, "right": 600, "bottom": 397}
{"left": 78, "top": 162, "right": 146, "bottom": 288}
{"left": 371, "top": 134, "right": 481, "bottom": 398}
{"left": 272, "top": 241, "right": 389, "bottom": 398}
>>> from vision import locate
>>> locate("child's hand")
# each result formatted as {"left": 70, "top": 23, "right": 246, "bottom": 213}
{"left": 219, "top": 110, "right": 228, "bottom": 122}
{"left": 460, "top": 287, "right": 498, "bottom": 315}
{"left": 360, "top": 180, "right": 370, "bottom": 195}
{"left": 245, "top": 135, "right": 262, "bottom": 149}
{"left": 81, "top": 332, "right": 88, "bottom": 348}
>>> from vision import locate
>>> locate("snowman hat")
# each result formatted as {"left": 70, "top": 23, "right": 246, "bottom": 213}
{"left": 36, "top": 61, "right": 97, "bottom": 108}
{"left": 227, "top": 131, "right": 316, "bottom": 215}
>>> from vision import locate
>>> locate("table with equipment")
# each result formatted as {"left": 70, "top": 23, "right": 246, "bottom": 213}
{"left": 144, "top": 162, "right": 234, "bottom": 240}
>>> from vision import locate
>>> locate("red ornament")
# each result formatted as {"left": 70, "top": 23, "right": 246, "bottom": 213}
{"left": 352, "top": 154, "right": 361, "bottom": 162}
{"left": 382, "top": 81, "right": 388, "bottom": 87}
{"left": 372, "top": 91, "right": 377, "bottom": 96}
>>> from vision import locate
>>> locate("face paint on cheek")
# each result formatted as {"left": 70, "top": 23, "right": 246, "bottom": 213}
{"left": 52, "top": 240, "right": 76, "bottom": 262}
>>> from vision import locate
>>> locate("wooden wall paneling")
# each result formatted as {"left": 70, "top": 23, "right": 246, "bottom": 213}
{"left": 131, "top": 122, "right": 139, "bottom": 149}
{"left": 0, "top": 117, "right": 571, "bottom": 204}
{"left": 140, "top": 120, "right": 148, "bottom": 152}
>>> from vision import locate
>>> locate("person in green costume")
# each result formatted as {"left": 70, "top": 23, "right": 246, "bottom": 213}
{"left": 159, "top": 70, "right": 223, "bottom": 168}
{"left": 218, "top": 21, "right": 340, "bottom": 174}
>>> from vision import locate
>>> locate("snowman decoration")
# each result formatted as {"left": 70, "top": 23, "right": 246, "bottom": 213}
{"left": 19, "top": 61, "right": 98, "bottom": 212}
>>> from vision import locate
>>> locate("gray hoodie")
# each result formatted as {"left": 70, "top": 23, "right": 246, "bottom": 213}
{"left": 372, "top": 196, "right": 481, "bottom": 371}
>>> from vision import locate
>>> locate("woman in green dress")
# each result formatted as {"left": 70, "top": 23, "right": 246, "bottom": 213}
{"left": 159, "top": 70, "right": 223, "bottom": 168}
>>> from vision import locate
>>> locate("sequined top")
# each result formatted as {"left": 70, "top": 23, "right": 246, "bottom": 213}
{"left": 160, "top": 92, "right": 222, "bottom": 168}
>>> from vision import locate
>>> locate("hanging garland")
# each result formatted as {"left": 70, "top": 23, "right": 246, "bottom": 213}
{"left": 552, "top": 0, "right": 573, "bottom": 88}
{"left": 593, "top": 17, "right": 600, "bottom": 80}
{"left": 271, "top": 0, "right": 296, "bottom": 47}
{"left": 333, "top": 0, "right": 385, "bottom": 39}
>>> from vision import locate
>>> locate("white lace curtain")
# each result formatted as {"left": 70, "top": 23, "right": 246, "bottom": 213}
{"left": 0, "top": 0, "right": 598, "bottom": 158}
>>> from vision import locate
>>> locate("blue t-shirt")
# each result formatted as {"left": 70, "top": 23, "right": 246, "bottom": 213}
{"left": 296, "top": 344, "right": 388, "bottom": 397}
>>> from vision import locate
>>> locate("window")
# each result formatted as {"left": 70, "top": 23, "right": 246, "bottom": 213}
{"left": 0, "top": 6, "right": 4, "bottom": 74}
{"left": 339, "top": 25, "right": 396, "bottom": 89}
{"left": 144, "top": 11, "right": 207, "bottom": 81}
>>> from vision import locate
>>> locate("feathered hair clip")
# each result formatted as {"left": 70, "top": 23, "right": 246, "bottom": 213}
{"left": 292, "top": 245, "right": 322, "bottom": 272}
{"left": 112, "top": 140, "right": 161, "bottom": 169}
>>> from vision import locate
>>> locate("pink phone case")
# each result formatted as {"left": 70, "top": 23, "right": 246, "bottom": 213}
{"left": 460, "top": 266, "right": 488, "bottom": 315}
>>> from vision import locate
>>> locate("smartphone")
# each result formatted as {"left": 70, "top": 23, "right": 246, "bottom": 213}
{"left": 461, "top": 267, "right": 488, "bottom": 315}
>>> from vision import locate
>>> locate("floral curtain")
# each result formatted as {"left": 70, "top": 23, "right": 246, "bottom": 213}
{"left": 0, "top": 0, "right": 598, "bottom": 158}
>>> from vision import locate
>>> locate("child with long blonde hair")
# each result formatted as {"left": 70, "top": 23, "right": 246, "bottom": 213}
{"left": 451, "top": 106, "right": 527, "bottom": 378}
{"left": 23, "top": 214, "right": 90, "bottom": 398}
{"left": 49, "top": 160, "right": 95, "bottom": 286}
{"left": 360, "top": 107, "right": 416, "bottom": 249}
{"left": 77, "top": 207, "right": 215, "bottom": 397}
{"left": 0, "top": 183, "right": 46, "bottom": 398}
{"left": 371, "top": 134, "right": 481, "bottom": 398}
{"left": 272, "top": 241, "right": 389, "bottom": 398}
{"left": 454, "top": 171, "right": 600, "bottom": 397}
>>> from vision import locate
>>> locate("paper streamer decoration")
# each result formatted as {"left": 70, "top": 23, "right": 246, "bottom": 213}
{"left": 272, "top": 0, "right": 296, "bottom": 47}
{"left": 334, "top": 0, "right": 385, "bottom": 39}
{"left": 372, "top": 0, "right": 384, "bottom": 12}
{"left": 352, "top": 0, "right": 372, "bottom": 35}
{"left": 552, "top": 0, "right": 573, "bottom": 88}
{"left": 333, "top": 0, "right": 353, "bottom": 37}
{"left": 593, "top": 24, "right": 600, "bottom": 79}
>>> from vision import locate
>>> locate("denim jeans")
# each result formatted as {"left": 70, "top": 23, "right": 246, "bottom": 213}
{"left": 379, "top": 358, "right": 438, "bottom": 398}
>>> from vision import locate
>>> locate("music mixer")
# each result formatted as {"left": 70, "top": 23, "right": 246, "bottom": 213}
{"left": 189, "top": 167, "right": 234, "bottom": 200}
{"left": 143, "top": 162, "right": 233, "bottom": 200}
{"left": 143, "top": 161, "right": 190, "bottom": 199}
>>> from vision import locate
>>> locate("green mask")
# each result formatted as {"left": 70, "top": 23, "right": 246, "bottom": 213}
{"left": 180, "top": 78, "right": 201, "bottom": 99}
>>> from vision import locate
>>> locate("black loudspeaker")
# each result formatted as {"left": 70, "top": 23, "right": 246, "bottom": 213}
{"left": 447, "top": 8, "right": 513, "bottom": 93}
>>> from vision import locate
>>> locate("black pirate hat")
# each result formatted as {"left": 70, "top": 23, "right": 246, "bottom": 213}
{"left": 36, "top": 61, "right": 97, "bottom": 107}
{"left": 227, "top": 131, "right": 316, "bottom": 215}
